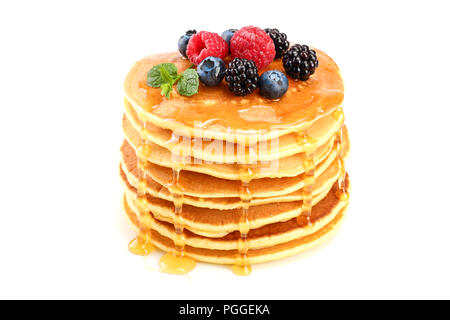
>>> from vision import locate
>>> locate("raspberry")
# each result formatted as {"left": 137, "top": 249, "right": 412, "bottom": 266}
{"left": 186, "top": 31, "right": 228, "bottom": 65}
{"left": 230, "top": 26, "right": 276, "bottom": 70}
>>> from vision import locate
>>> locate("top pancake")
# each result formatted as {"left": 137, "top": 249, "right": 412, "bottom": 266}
{"left": 124, "top": 98, "right": 344, "bottom": 164}
{"left": 124, "top": 49, "right": 344, "bottom": 144}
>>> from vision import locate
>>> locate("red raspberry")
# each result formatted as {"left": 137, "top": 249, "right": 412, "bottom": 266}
{"left": 230, "top": 26, "right": 276, "bottom": 70}
{"left": 186, "top": 31, "right": 228, "bottom": 65}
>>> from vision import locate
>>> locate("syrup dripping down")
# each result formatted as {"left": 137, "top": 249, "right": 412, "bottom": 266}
{"left": 296, "top": 131, "right": 317, "bottom": 226}
{"left": 335, "top": 125, "right": 349, "bottom": 201}
{"left": 128, "top": 122, "right": 155, "bottom": 255}
{"left": 159, "top": 138, "right": 196, "bottom": 275}
{"left": 331, "top": 107, "right": 348, "bottom": 200}
{"left": 232, "top": 163, "right": 254, "bottom": 276}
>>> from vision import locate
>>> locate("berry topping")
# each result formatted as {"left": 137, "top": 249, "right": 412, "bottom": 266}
{"left": 197, "top": 57, "right": 226, "bottom": 87}
{"left": 230, "top": 26, "right": 276, "bottom": 70}
{"left": 264, "top": 28, "right": 289, "bottom": 59}
{"left": 178, "top": 30, "right": 197, "bottom": 58}
{"left": 259, "top": 70, "right": 289, "bottom": 99}
{"left": 186, "top": 31, "right": 228, "bottom": 66}
{"left": 221, "top": 29, "right": 237, "bottom": 49}
{"left": 282, "top": 44, "right": 319, "bottom": 80}
{"left": 225, "top": 58, "right": 259, "bottom": 96}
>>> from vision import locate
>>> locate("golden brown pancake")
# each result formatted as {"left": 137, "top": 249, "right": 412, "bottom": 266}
{"left": 120, "top": 167, "right": 339, "bottom": 236}
{"left": 124, "top": 98, "right": 345, "bottom": 163}
{"left": 120, "top": 141, "right": 346, "bottom": 199}
{"left": 120, "top": 164, "right": 334, "bottom": 212}
{"left": 119, "top": 126, "right": 348, "bottom": 200}
{"left": 123, "top": 111, "right": 339, "bottom": 179}
{"left": 124, "top": 176, "right": 349, "bottom": 248}
{"left": 123, "top": 178, "right": 349, "bottom": 264}
{"left": 124, "top": 50, "right": 344, "bottom": 144}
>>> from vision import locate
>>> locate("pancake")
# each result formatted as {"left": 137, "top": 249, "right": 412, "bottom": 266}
{"left": 124, "top": 175, "right": 349, "bottom": 246}
{"left": 123, "top": 111, "right": 339, "bottom": 179}
{"left": 146, "top": 207, "right": 346, "bottom": 265}
{"left": 121, "top": 168, "right": 336, "bottom": 236}
{"left": 123, "top": 179, "right": 349, "bottom": 264}
{"left": 124, "top": 98, "right": 345, "bottom": 163}
{"left": 120, "top": 124, "right": 348, "bottom": 200}
{"left": 119, "top": 128, "right": 348, "bottom": 199}
{"left": 124, "top": 50, "right": 344, "bottom": 145}
{"left": 120, "top": 164, "right": 334, "bottom": 211}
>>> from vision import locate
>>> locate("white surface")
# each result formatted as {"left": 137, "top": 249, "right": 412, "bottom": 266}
{"left": 0, "top": 0, "right": 449, "bottom": 299}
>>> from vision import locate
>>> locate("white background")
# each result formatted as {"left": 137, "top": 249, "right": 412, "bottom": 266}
{"left": 0, "top": 0, "right": 449, "bottom": 299}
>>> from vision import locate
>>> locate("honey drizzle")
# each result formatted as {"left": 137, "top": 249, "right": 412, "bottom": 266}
{"left": 159, "top": 138, "right": 196, "bottom": 275}
{"left": 128, "top": 122, "right": 155, "bottom": 256}
{"left": 296, "top": 130, "right": 317, "bottom": 226}
{"left": 232, "top": 161, "right": 254, "bottom": 276}
{"left": 335, "top": 125, "right": 349, "bottom": 201}
{"left": 172, "top": 167, "right": 185, "bottom": 257}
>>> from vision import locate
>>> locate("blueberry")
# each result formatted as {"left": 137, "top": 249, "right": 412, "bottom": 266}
{"left": 259, "top": 70, "right": 289, "bottom": 99}
{"left": 197, "top": 57, "right": 226, "bottom": 87}
{"left": 221, "top": 29, "right": 237, "bottom": 50}
{"left": 178, "top": 30, "right": 196, "bottom": 58}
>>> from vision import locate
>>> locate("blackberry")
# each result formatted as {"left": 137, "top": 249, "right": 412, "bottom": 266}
{"left": 264, "top": 28, "right": 289, "bottom": 59}
{"left": 282, "top": 44, "right": 318, "bottom": 80}
{"left": 225, "top": 58, "right": 259, "bottom": 96}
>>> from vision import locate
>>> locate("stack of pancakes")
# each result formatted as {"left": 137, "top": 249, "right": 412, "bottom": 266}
{"left": 120, "top": 50, "right": 349, "bottom": 275}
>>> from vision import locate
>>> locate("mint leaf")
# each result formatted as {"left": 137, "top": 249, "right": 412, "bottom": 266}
{"left": 147, "top": 63, "right": 178, "bottom": 88}
{"left": 177, "top": 69, "right": 199, "bottom": 97}
{"left": 146, "top": 63, "right": 199, "bottom": 99}
{"left": 160, "top": 65, "right": 175, "bottom": 84}
{"left": 160, "top": 83, "right": 172, "bottom": 98}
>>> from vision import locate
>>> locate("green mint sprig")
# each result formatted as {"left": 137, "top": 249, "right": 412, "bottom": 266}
{"left": 147, "top": 63, "right": 198, "bottom": 98}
